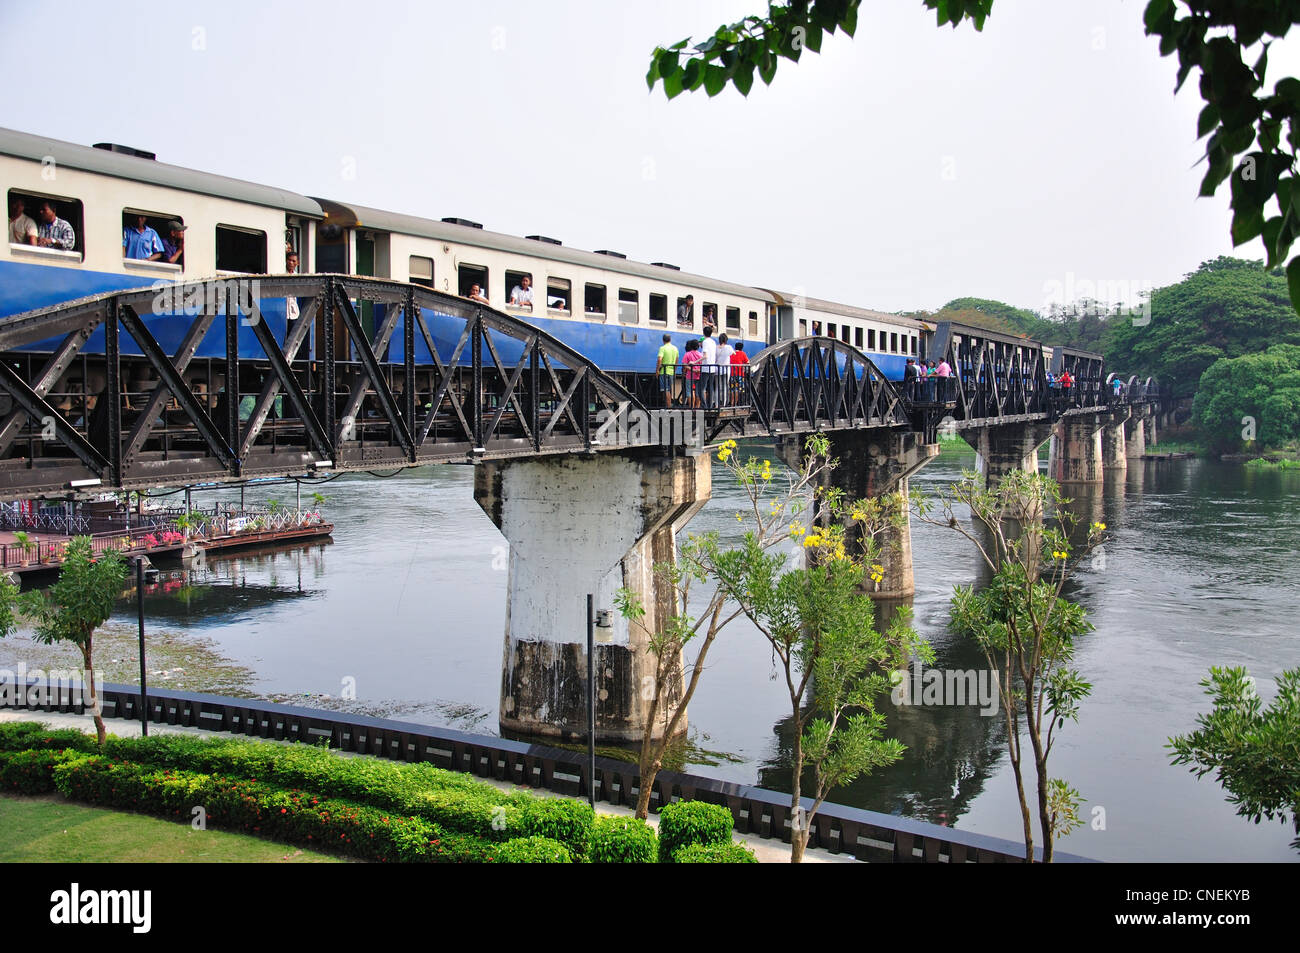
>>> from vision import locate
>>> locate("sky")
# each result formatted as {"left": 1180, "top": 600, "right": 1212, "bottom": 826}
{"left": 3, "top": 0, "right": 1295, "bottom": 315}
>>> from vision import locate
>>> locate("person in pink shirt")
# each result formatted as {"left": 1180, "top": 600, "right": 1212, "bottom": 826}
{"left": 681, "top": 339, "right": 704, "bottom": 408}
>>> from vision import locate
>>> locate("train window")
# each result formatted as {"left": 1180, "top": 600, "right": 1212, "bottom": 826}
{"left": 409, "top": 255, "right": 434, "bottom": 288}
{"left": 855, "top": 327, "right": 863, "bottom": 349}
{"left": 8, "top": 190, "right": 84, "bottom": 258}
{"left": 122, "top": 208, "right": 183, "bottom": 265}
{"left": 725, "top": 306, "right": 740, "bottom": 332}
{"left": 649, "top": 294, "right": 667, "bottom": 325}
{"left": 702, "top": 302, "right": 718, "bottom": 331}
{"left": 215, "top": 225, "right": 266, "bottom": 273}
{"left": 840, "top": 325, "right": 850, "bottom": 344}
{"left": 868, "top": 329, "right": 876, "bottom": 350}
{"left": 799, "top": 319, "right": 808, "bottom": 336}
{"left": 585, "top": 283, "right": 606, "bottom": 317}
{"left": 547, "top": 277, "right": 571, "bottom": 314}
{"left": 890, "top": 332, "right": 898, "bottom": 353}
{"left": 618, "top": 288, "right": 639, "bottom": 325}
{"left": 505, "top": 270, "right": 534, "bottom": 310}
{"left": 458, "top": 264, "right": 489, "bottom": 301}
{"left": 749, "top": 311, "right": 759, "bottom": 337}
{"left": 911, "top": 336, "right": 918, "bottom": 355}
{"left": 675, "top": 297, "right": 694, "bottom": 329}
{"left": 827, "top": 323, "right": 837, "bottom": 340}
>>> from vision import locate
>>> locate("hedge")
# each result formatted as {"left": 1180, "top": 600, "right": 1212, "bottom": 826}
{"left": 656, "top": 800, "right": 736, "bottom": 863}
{"left": 491, "top": 836, "right": 573, "bottom": 863}
{"left": 589, "top": 815, "right": 657, "bottom": 863}
{"left": 0, "top": 749, "right": 78, "bottom": 794}
{"left": 49, "top": 755, "right": 516, "bottom": 863}
{"left": 0, "top": 725, "right": 593, "bottom": 858}
{"left": 673, "top": 842, "right": 758, "bottom": 863}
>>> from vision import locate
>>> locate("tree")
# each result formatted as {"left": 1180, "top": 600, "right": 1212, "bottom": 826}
{"left": 1193, "top": 342, "right": 1300, "bottom": 449}
{"left": 20, "top": 536, "right": 128, "bottom": 745}
{"left": 1103, "top": 256, "right": 1299, "bottom": 397}
{"left": 721, "top": 436, "right": 928, "bottom": 862}
{"left": 614, "top": 437, "right": 830, "bottom": 821}
{"left": 647, "top": 1, "right": 1300, "bottom": 316}
{"left": 1169, "top": 666, "right": 1300, "bottom": 851}
{"left": 914, "top": 469, "right": 1101, "bottom": 861}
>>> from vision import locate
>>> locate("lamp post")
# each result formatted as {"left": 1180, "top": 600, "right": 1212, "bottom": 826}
{"left": 136, "top": 555, "right": 148, "bottom": 736}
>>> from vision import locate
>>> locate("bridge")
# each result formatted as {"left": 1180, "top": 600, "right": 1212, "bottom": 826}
{"left": 0, "top": 275, "right": 1171, "bottom": 741}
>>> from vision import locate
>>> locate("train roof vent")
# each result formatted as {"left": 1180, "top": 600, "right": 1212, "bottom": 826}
{"left": 441, "top": 217, "right": 483, "bottom": 229}
{"left": 525, "top": 235, "right": 562, "bottom": 245}
{"left": 92, "top": 142, "right": 156, "bottom": 160}
{"left": 650, "top": 262, "right": 681, "bottom": 271}
{"left": 594, "top": 249, "right": 627, "bottom": 259}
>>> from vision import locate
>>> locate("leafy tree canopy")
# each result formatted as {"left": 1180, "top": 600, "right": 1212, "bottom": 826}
{"left": 1104, "top": 256, "right": 1299, "bottom": 396}
{"left": 1192, "top": 342, "right": 1300, "bottom": 449}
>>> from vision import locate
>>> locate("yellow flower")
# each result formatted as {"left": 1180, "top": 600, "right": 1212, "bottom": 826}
{"left": 736, "top": 512, "right": 743, "bottom": 522}
{"left": 1092, "top": 521, "right": 1106, "bottom": 531}
{"left": 803, "top": 534, "right": 822, "bottom": 548}
{"left": 1052, "top": 550, "right": 1068, "bottom": 560}
{"left": 789, "top": 524, "right": 806, "bottom": 537}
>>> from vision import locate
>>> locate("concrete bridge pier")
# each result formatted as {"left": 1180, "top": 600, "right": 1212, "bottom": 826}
{"left": 960, "top": 422, "right": 1053, "bottom": 486}
{"left": 1145, "top": 405, "right": 1158, "bottom": 447}
{"left": 1124, "top": 413, "right": 1146, "bottom": 460}
{"left": 1049, "top": 414, "right": 1105, "bottom": 484}
{"left": 776, "top": 430, "right": 938, "bottom": 599}
{"left": 1102, "top": 408, "right": 1131, "bottom": 471}
{"left": 473, "top": 449, "right": 711, "bottom": 743}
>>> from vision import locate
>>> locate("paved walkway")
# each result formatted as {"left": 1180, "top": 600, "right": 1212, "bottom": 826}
{"left": 0, "top": 710, "right": 858, "bottom": 864}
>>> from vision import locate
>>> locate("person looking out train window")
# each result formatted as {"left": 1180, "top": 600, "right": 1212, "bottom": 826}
{"left": 9, "top": 197, "right": 37, "bottom": 245}
{"left": 467, "top": 284, "right": 490, "bottom": 304}
{"left": 509, "top": 275, "right": 533, "bottom": 308}
{"left": 677, "top": 295, "right": 694, "bottom": 327}
{"left": 285, "top": 250, "right": 301, "bottom": 322}
{"left": 124, "top": 214, "right": 164, "bottom": 260}
{"left": 36, "top": 201, "right": 75, "bottom": 250}
{"left": 161, "top": 221, "right": 186, "bottom": 265}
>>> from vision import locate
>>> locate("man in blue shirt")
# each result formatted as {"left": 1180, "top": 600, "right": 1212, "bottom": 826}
{"left": 123, "top": 214, "right": 164, "bottom": 260}
{"left": 161, "top": 220, "right": 186, "bottom": 265}
{"left": 35, "top": 201, "right": 75, "bottom": 251}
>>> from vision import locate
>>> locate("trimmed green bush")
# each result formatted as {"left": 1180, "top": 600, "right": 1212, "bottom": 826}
{"left": 492, "top": 836, "right": 573, "bottom": 863}
{"left": 673, "top": 841, "right": 758, "bottom": 863}
{"left": 657, "top": 800, "right": 736, "bottom": 863}
{"left": 0, "top": 749, "right": 78, "bottom": 793}
{"left": 588, "top": 815, "right": 657, "bottom": 863}
{"left": 0, "top": 721, "right": 97, "bottom": 754}
{"left": 513, "top": 797, "right": 593, "bottom": 860}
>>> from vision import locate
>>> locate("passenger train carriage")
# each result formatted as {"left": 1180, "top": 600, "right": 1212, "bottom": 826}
{"left": 0, "top": 126, "right": 930, "bottom": 436}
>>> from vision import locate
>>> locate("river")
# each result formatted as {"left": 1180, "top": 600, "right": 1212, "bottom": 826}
{"left": 70, "top": 447, "right": 1300, "bottom": 861}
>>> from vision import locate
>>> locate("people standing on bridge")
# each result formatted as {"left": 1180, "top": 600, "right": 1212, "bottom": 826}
{"left": 8, "top": 197, "right": 37, "bottom": 245}
{"left": 904, "top": 358, "right": 920, "bottom": 399}
{"left": 730, "top": 341, "right": 749, "bottom": 404}
{"left": 700, "top": 326, "right": 719, "bottom": 408}
{"left": 35, "top": 201, "right": 75, "bottom": 251}
{"left": 123, "top": 214, "right": 165, "bottom": 260}
{"left": 1112, "top": 377, "right": 1124, "bottom": 400}
{"left": 716, "top": 333, "right": 734, "bottom": 404}
{"left": 656, "top": 334, "right": 679, "bottom": 408}
{"left": 682, "top": 339, "right": 703, "bottom": 408}
{"left": 935, "top": 357, "right": 952, "bottom": 401}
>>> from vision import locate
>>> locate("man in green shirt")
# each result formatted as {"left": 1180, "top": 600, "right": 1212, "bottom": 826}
{"left": 656, "top": 334, "right": 679, "bottom": 407}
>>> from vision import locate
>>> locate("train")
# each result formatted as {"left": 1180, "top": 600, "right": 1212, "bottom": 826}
{"left": 1, "top": 126, "right": 930, "bottom": 387}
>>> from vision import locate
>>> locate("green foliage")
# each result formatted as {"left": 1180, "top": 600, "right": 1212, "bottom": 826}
{"left": 1193, "top": 342, "right": 1300, "bottom": 450}
{"left": 1104, "top": 257, "right": 1299, "bottom": 397}
{"left": 0, "top": 722, "right": 98, "bottom": 755}
{"left": 656, "top": 800, "right": 736, "bottom": 863}
{"left": 646, "top": 1, "right": 989, "bottom": 100}
{"left": 20, "top": 536, "right": 127, "bottom": 651}
{"left": 673, "top": 841, "right": 759, "bottom": 863}
{"left": 588, "top": 815, "right": 658, "bottom": 863}
{"left": 491, "top": 835, "right": 574, "bottom": 863}
{"left": 0, "top": 749, "right": 78, "bottom": 794}
{"left": 510, "top": 797, "right": 594, "bottom": 860}
{"left": 1169, "top": 666, "right": 1300, "bottom": 850}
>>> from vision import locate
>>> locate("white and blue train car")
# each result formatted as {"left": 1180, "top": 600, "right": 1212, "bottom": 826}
{"left": 1, "top": 126, "right": 321, "bottom": 373}
{"left": 309, "top": 198, "right": 774, "bottom": 376}
{"left": 766, "top": 290, "right": 928, "bottom": 381}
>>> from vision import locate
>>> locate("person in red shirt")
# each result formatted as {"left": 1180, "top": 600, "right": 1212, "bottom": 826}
{"left": 729, "top": 342, "right": 750, "bottom": 405}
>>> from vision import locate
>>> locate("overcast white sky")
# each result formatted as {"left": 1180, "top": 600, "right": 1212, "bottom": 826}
{"left": 3, "top": 0, "right": 1294, "bottom": 314}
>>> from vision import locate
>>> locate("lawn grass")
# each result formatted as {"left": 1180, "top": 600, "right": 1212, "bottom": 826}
{"left": 0, "top": 793, "right": 347, "bottom": 863}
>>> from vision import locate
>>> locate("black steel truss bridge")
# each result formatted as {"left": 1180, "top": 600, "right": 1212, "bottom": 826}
{"left": 0, "top": 276, "right": 1165, "bottom": 498}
